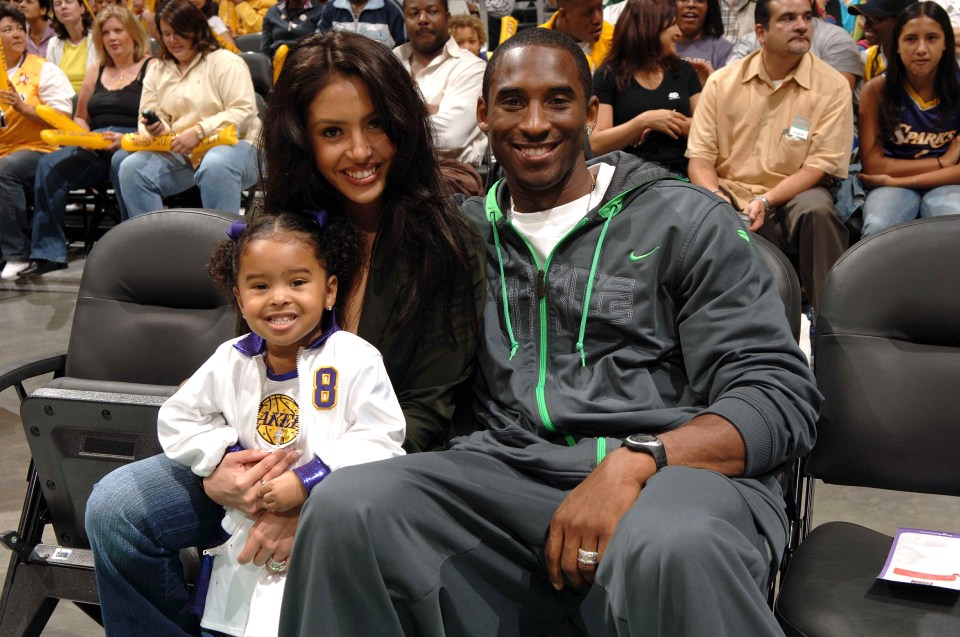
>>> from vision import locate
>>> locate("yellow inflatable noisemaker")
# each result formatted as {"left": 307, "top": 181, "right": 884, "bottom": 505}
{"left": 273, "top": 44, "right": 288, "bottom": 84}
{"left": 120, "top": 125, "right": 239, "bottom": 162}
{"left": 499, "top": 16, "right": 518, "bottom": 45}
{"left": 41, "top": 129, "right": 112, "bottom": 150}
{"left": 35, "top": 105, "right": 86, "bottom": 133}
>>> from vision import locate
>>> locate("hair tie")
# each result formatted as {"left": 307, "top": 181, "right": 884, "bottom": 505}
{"left": 304, "top": 209, "right": 327, "bottom": 228}
{"left": 227, "top": 220, "right": 246, "bottom": 241}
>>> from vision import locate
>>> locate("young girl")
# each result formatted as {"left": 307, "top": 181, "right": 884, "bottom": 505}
{"left": 158, "top": 211, "right": 406, "bottom": 636}
{"left": 449, "top": 14, "right": 487, "bottom": 60}
{"left": 859, "top": 2, "right": 960, "bottom": 236}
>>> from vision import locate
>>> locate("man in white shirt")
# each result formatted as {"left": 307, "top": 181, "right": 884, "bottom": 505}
{"left": 394, "top": 0, "right": 486, "bottom": 195}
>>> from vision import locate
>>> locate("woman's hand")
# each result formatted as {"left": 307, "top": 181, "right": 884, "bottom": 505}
{"left": 940, "top": 136, "right": 960, "bottom": 167}
{"left": 259, "top": 471, "right": 307, "bottom": 512}
{"left": 635, "top": 109, "right": 687, "bottom": 141}
{"left": 170, "top": 126, "right": 202, "bottom": 155}
{"left": 238, "top": 508, "right": 300, "bottom": 569}
{"left": 142, "top": 116, "right": 166, "bottom": 137}
{"left": 860, "top": 173, "right": 896, "bottom": 188}
{"left": 203, "top": 447, "right": 301, "bottom": 514}
{"left": 0, "top": 89, "right": 24, "bottom": 113}
{"left": 102, "top": 130, "right": 123, "bottom": 153}
{"left": 685, "top": 58, "right": 714, "bottom": 87}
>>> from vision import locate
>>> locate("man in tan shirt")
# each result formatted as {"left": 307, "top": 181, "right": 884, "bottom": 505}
{"left": 687, "top": 0, "right": 852, "bottom": 319}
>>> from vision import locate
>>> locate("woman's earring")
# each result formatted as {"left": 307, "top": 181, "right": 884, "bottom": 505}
{"left": 326, "top": 305, "right": 333, "bottom": 311}
{"left": 586, "top": 126, "right": 593, "bottom": 137}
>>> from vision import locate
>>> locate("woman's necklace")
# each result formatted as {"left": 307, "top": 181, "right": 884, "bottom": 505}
{"left": 345, "top": 230, "right": 379, "bottom": 332}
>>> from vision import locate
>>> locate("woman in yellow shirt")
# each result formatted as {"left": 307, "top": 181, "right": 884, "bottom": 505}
{"left": 45, "top": 0, "right": 97, "bottom": 90}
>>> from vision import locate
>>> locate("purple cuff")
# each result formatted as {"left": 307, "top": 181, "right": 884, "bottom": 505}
{"left": 293, "top": 456, "right": 331, "bottom": 493}
{"left": 225, "top": 443, "right": 244, "bottom": 454}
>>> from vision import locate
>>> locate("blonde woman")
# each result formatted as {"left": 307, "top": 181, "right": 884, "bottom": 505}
{"left": 25, "top": 5, "right": 152, "bottom": 275}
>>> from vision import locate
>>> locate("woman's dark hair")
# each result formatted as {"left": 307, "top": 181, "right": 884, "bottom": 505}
{"left": 155, "top": 0, "right": 219, "bottom": 61}
{"left": 604, "top": 0, "right": 679, "bottom": 90}
{"left": 702, "top": 0, "right": 725, "bottom": 39}
{"left": 880, "top": 1, "right": 960, "bottom": 137}
{"left": 208, "top": 212, "right": 363, "bottom": 313}
{"left": 197, "top": 0, "right": 216, "bottom": 18}
{"left": 260, "top": 31, "right": 478, "bottom": 334}
{"left": 51, "top": 0, "right": 93, "bottom": 40}
{"left": 0, "top": 5, "right": 27, "bottom": 29}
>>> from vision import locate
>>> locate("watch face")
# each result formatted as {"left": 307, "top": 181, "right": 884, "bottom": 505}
{"left": 628, "top": 433, "right": 659, "bottom": 445}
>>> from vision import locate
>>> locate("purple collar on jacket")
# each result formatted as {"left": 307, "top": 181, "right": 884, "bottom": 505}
{"left": 233, "top": 310, "right": 340, "bottom": 357}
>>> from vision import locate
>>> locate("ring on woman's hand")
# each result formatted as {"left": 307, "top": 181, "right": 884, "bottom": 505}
{"left": 267, "top": 557, "right": 286, "bottom": 573}
{"left": 260, "top": 478, "right": 266, "bottom": 486}
{"left": 577, "top": 548, "right": 599, "bottom": 566}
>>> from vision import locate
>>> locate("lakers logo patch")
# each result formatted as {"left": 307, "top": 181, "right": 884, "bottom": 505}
{"left": 257, "top": 394, "right": 300, "bottom": 446}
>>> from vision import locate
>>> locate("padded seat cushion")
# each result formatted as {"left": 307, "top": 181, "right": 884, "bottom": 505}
{"left": 776, "top": 521, "right": 960, "bottom": 637}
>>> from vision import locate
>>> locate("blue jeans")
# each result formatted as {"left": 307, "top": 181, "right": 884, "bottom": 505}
{"left": 30, "top": 128, "right": 135, "bottom": 263}
{"left": 86, "top": 453, "right": 224, "bottom": 636}
{"left": 0, "top": 149, "right": 45, "bottom": 261}
{"left": 117, "top": 141, "right": 259, "bottom": 217}
{"left": 861, "top": 185, "right": 960, "bottom": 237}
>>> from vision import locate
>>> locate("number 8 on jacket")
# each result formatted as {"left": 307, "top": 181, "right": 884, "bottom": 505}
{"left": 313, "top": 367, "right": 338, "bottom": 409}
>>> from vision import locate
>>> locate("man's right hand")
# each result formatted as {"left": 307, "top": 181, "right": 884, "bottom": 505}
{"left": 203, "top": 447, "right": 301, "bottom": 515}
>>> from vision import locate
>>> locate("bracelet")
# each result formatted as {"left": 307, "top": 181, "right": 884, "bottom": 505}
{"left": 937, "top": 156, "right": 943, "bottom": 169}
{"left": 194, "top": 123, "right": 204, "bottom": 138}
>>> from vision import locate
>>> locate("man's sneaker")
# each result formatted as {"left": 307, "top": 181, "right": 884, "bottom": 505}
{"left": 0, "top": 261, "right": 30, "bottom": 280}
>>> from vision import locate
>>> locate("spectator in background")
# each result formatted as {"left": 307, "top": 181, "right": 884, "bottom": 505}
{"left": 539, "top": 0, "right": 613, "bottom": 72}
{"left": 449, "top": 12, "right": 486, "bottom": 59}
{"left": 0, "top": 3, "right": 74, "bottom": 280}
{"left": 849, "top": 0, "right": 917, "bottom": 81}
{"left": 676, "top": 0, "right": 734, "bottom": 84}
{"left": 218, "top": 0, "right": 276, "bottom": 36}
{"left": 261, "top": 0, "right": 323, "bottom": 57}
{"left": 24, "top": 5, "right": 152, "bottom": 277}
{"left": 727, "top": 0, "right": 862, "bottom": 90}
{"left": 395, "top": 0, "right": 486, "bottom": 194}
{"left": 17, "top": 0, "right": 55, "bottom": 57}
{"left": 117, "top": 0, "right": 260, "bottom": 217}
{"left": 719, "top": 0, "right": 756, "bottom": 43}
{"left": 590, "top": 0, "right": 701, "bottom": 175}
{"left": 318, "top": 0, "right": 406, "bottom": 48}
{"left": 859, "top": 1, "right": 960, "bottom": 236}
{"left": 144, "top": 0, "right": 238, "bottom": 49}
{"left": 688, "top": 0, "right": 853, "bottom": 319}
{"left": 46, "top": 0, "right": 97, "bottom": 91}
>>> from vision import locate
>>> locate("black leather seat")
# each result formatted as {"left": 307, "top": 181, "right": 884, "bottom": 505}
{"left": 774, "top": 216, "right": 960, "bottom": 636}
{"left": 0, "top": 209, "right": 240, "bottom": 636}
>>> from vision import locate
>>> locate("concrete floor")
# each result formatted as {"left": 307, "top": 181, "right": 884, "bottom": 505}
{"left": 0, "top": 259, "right": 958, "bottom": 635}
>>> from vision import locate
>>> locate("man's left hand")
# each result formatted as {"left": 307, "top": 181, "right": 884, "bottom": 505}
{"left": 544, "top": 448, "right": 655, "bottom": 590}
{"left": 743, "top": 198, "right": 766, "bottom": 232}
{"left": 238, "top": 507, "right": 300, "bottom": 568}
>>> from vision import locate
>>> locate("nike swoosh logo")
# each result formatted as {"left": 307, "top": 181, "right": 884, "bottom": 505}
{"left": 629, "top": 247, "right": 660, "bottom": 262}
{"left": 737, "top": 229, "right": 751, "bottom": 243}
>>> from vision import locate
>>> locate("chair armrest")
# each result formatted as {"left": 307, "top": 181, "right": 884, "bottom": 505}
{"left": 0, "top": 353, "right": 67, "bottom": 395}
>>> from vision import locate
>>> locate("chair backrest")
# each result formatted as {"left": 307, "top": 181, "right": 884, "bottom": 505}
{"left": 807, "top": 216, "right": 960, "bottom": 496}
{"left": 235, "top": 32, "right": 262, "bottom": 53}
{"left": 65, "top": 208, "right": 240, "bottom": 385}
{"left": 241, "top": 51, "right": 273, "bottom": 100}
{"left": 754, "top": 233, "right": 802, "bottom": 343}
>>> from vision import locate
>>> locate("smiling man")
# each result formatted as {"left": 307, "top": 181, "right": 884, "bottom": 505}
{"left": 394, "top": 0, "right": 486, "bottom": 181}
{"left": 281, "top": 27, "right": 819, "bottom": 637}
{"left": 688, "top": 0, "right": 853, "bottom": 323}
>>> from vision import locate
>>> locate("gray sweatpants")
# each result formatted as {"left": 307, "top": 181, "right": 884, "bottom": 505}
{"left": 279, "top": 451, "right": 785, "bottom": 636}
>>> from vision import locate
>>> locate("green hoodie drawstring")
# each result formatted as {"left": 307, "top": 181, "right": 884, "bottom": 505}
{"left": 575, "top": 200, "right": 620, "bottom": 366}
{"left": 486, "top": 181, "right": 520, "bottom": 360}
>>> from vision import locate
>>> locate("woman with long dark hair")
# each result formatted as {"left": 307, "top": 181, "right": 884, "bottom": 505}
{"left": 589, "top": 0, "right": 701, "bottom": 174}
{"left": 116, "top": 0, "right": 259, "bottom": 218}
{"left": 859, "top": 1, "right": 960, "bottom": 236}
{"left": 675, "top": 0, "right": 732, "bottom": 77}
{"left": 85, "top": 30, "right": 484, "bottom": 636}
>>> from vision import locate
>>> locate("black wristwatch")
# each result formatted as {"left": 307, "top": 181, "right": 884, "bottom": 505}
{"left": 622, "top": 433, "right": 667, "bottom": 471}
